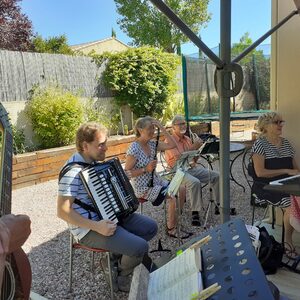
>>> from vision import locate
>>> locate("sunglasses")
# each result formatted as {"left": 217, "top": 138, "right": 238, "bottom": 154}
{"left": 272, "top": 120, "right": 285, "bottom": 126}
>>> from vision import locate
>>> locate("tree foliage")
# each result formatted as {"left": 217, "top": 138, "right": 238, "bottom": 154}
{"left": 32, "top": 34, "right": 74, "bottom": 55}
{"left": 94, "top": 47, "right": 179, "bottom": 117}
{"left": 0, "top": 0, "right": 33, "bottom": 51}
{"left": 232, "top": 33, "right": 270, "bottom": 108}
{"left": 115, "top": 0, "right": 210, "bottom": 53}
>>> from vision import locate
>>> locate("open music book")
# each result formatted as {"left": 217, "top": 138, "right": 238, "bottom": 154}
{"left": 147, "top": 246, "right": 202, "bottom": 300}
{"left": 147, "top": 236, "right": 219, "bottom": 300}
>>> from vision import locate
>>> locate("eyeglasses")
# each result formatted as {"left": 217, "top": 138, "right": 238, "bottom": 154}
{"left": 272, "top": 120, "right": 285, "bottom": 126}
{"left": 174, "top": 122, "right": 187, "bottom": 127}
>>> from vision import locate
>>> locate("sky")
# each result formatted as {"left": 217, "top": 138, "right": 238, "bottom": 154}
{"left": 20, "top": 0, "right": 271, "bottom": 55}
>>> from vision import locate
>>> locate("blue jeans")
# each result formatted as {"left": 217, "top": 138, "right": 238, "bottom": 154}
{"left": 79, "top": 213, "right": 157, "bottom": 276}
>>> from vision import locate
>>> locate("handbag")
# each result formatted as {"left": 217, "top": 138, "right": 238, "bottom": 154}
{"left": 258, "top": 226, "right": 284, "bottom": 275}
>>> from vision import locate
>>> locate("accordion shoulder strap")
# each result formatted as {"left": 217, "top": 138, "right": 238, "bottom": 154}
{"left": 73, "top": 198, "right": 96, "bottom": 219}
{"left": 58, "top": 161, "right": 90, "bottom": 182}
{"left": 59, "top": 161, "right": 96, "bottom": 219}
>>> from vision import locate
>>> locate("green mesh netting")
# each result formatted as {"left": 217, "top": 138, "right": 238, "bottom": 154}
{"left": 183, "top": 54, "right": 270, "bottom": 120}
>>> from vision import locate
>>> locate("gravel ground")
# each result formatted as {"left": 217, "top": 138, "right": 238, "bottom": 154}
{"left": 11, "top": 150, "right": 265, "bottom": 300}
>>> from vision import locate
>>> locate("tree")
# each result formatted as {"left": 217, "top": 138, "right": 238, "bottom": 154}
{"left": 231, "top": 33, "right": 270, "bottom": 109}
{"left": 0, "top": 0, "right": 33, "bottom": 51}
{"left": 95, "top": 47, "right": 179, "bottom": 117}
{"left": 115, "top": 0, "right": 210, "bottom": 53}
{"left": 32, "top": 34, "right": 73, "bottom": 55}
{"left": 111, "top": 28, "right": 116, "bottom": 38}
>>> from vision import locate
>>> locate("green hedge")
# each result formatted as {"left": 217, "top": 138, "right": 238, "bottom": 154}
{"left": 26, "top": 85, "right": 84, "bottom": 149}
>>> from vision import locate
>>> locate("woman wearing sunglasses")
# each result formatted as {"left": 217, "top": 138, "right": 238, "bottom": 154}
{"left": 251, "top": 111, "right": 300, "bottom": 259}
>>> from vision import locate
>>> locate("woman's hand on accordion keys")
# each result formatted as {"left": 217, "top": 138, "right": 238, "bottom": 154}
{"left": 94, "top": 220, "right": 117, "bottom": 236}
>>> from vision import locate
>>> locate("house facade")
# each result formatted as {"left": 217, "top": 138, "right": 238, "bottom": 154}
{"left": 71, "top": 37, "right": 130, "bottom": 55}
{"left": 271, "top": 0, "right": 300, "bottom": 161}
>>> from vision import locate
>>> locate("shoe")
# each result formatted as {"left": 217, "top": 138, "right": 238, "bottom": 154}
{"left": 100, "top": 257, "right": 119, "bottom": 292}
{"left": 230, "top": 207, "right": 237, "bottom": 215}
{"left": 166, "top": 227, "right": 190, "bottom": 239}
{"left": 214, "top": 205, "right": 220, "bottom": 215}
{"left": 117, "top": 274, "right": 133, "bottom": 293}
{"left": 191, "top": 212, "right": 201, "bottom": 226}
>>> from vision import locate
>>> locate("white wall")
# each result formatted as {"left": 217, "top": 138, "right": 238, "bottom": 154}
{"left": 3, "top": 98, "right": 133, "bottom": 147}
{"left": 272, "top": 0, "right": 300, "bottom": 163}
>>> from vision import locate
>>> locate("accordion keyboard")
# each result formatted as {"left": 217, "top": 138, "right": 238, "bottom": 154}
{"left": 80, "top": 158, "right": 138, "bottom": 223}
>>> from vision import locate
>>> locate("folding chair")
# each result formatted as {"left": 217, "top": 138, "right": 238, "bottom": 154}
{"left": 242, "top": 149, "right": 290, "bottom": 245}
{"left": 69, "top": 232, "right": 114, "bottom": 300}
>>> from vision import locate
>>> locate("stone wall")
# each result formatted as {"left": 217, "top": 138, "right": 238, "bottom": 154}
{"left": 12, "top": 120, "right": 257, "bottom": 190}
{"left": 12, "top": 135, "right": 136, "bottom": 190}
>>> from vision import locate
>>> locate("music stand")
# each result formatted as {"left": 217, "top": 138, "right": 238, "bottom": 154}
{"left": 198, "top": 141, "right": 221, "bottom": 229}
{"left": 173, "top": 150, "right": 199, "bottom": 172}
{"left": 166, "top": 150, "right": 199, "bottom": 245}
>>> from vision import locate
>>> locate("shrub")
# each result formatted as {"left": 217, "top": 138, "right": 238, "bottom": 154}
{"left": 83, "top": 98, "right": 121, "bottom": 135}
{"left": 12, "top": 125, "right": 27, "bottom": 154}
{"left": 160, "top": 94, "right": 184, "bottom": 124}
{"left": 94, "top": 47, "right": 180, "bottom": 118}
{"left": 26, "top": 85, "right": 84, "bottom": 148}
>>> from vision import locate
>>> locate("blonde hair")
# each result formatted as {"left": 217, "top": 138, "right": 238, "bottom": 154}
{"left": 76, "top": 122, "right": 108, "bottom": 152}
{"left": 134, "top": 116, "right": 154, "bottom": 137}
{"left": 257, "top": 111, "right": 282, "bottom": 137}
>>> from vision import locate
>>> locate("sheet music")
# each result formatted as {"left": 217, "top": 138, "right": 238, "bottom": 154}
{"left": 148, "top": 248, "right": 202, "bottom": 300}
{"left": 245, "top": 224, "right": 260, "bottom": 255}
{"left": 175, "top": 150, "right": 199, "bottom": 171}
{"left": 148, "top": 272, "right": 201, "bottom": 300}
{"left": 245, "top": 224, "right": 260, "bottom": 242}
{"left": 167, "top": 168, "right": 185, "bottom": 196}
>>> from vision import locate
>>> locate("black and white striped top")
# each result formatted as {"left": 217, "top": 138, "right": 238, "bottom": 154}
{"left": 252, "top": 137, "right": 294, "bottom": 170}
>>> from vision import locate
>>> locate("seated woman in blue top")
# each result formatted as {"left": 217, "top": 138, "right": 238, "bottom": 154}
{"left": 251, "top": 111, "right": 300, "bottom": 257}
{"left": 125, "top": 116, "right": 190, "bottom": 239}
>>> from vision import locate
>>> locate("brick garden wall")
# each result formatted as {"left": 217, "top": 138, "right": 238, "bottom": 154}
{"left": 12, "top": 135, "right": 136, "bottom": 190}
{"left": 12, "top": 120, "right": 257, "bottom": 190}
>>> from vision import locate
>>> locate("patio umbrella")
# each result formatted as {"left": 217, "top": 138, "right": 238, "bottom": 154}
{"left": 148, "top": 0, "right": 300, "bottom": 223}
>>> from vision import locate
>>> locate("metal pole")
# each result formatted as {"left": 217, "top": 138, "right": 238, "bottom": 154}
{"left": 204, "top": 60, "right": 212, "bottom": 114}
{"left": 252, "top": 54, "right": 260, "bottom": 110}
{"left": 182, "top": 55, "right": 190, "bottom": 122}
{"left": 219, "top": 0, "right": 231, "bottom": 223}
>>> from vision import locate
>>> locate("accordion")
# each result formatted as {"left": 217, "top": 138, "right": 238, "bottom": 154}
{"left": 79, "top": 158, "right": 139, "bottom": 223}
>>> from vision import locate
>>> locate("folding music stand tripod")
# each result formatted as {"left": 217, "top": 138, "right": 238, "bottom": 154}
{"left": 167, "top": 150, "right": 199, "bottom": 246}
{"left": 199, "top": 141, "right": 221, "bottom": 229}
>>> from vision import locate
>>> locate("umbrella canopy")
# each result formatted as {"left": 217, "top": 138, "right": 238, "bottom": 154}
{"left": 148, "top": 0, "right": 300, "bottom": 223}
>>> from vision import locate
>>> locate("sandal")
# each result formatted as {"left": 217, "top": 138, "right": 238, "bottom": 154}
{"left": 284, "top": 243, "right": 299, "bottom": 260}
{"left": 191, "top": 212, "right": 201, "bottom": 227}
{"left": 166, "top": 227, "right": 190, "bottom": 239}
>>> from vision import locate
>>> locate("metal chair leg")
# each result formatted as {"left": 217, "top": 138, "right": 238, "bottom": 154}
{"left": 106, "top": 252, "right": 114, "bottom": 300}
{"left": 251, "top": 203, "right": 255, "bottom": 225}
{"left": 91, "top": 252, "right": 95, "bottom": 274}
{"left": 69, "top": 233, "right": 74, "bottom": 292}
